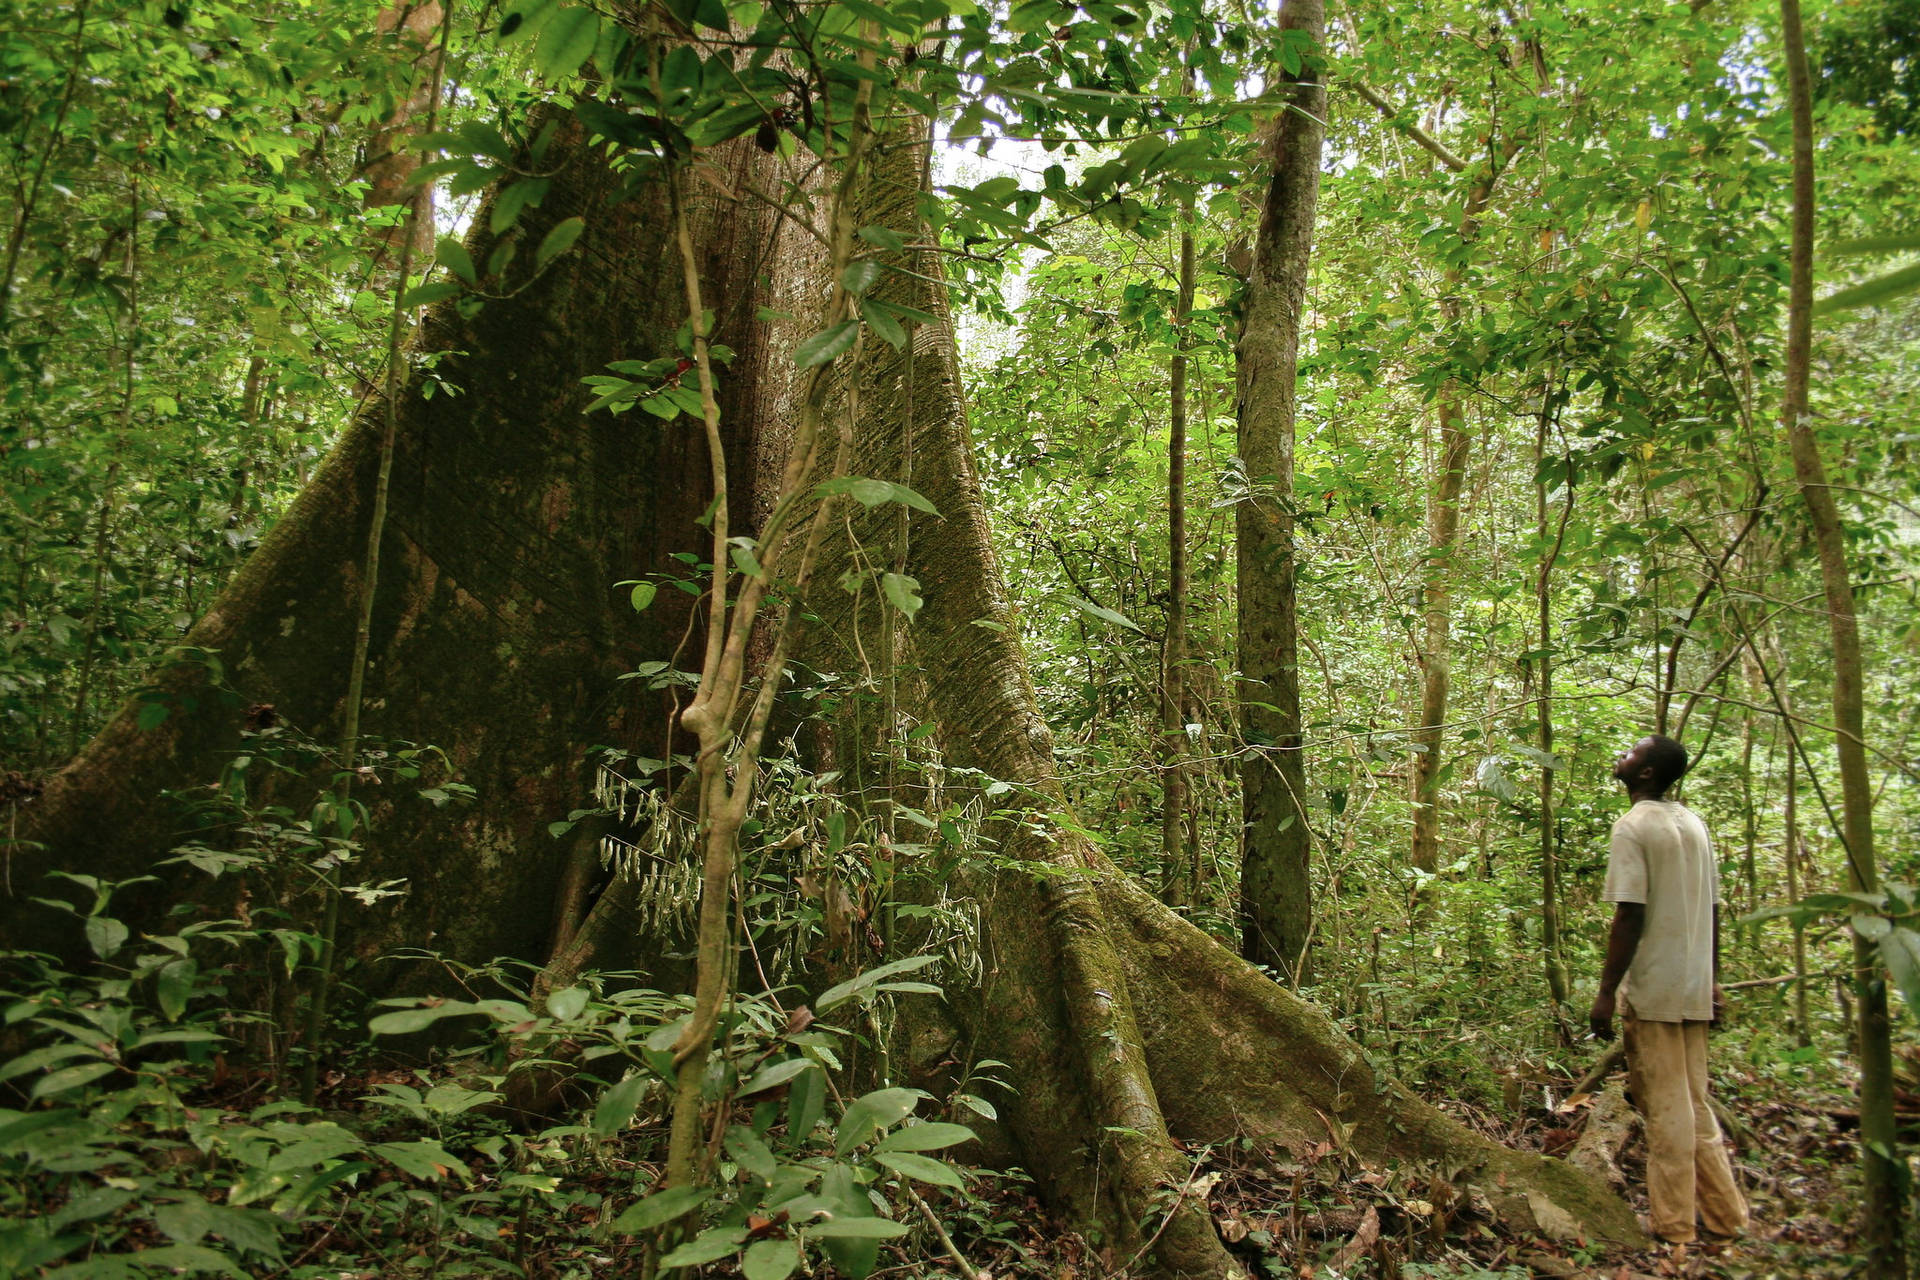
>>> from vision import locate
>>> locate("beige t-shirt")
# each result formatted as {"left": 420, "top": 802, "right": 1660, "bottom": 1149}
{"left": 1602, "top": 798, "right": 1720, "bottom": 1022}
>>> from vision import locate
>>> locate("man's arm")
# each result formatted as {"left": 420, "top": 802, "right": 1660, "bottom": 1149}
{"left": 1589, "top": 901, "right": 1646, "bottom": 1041}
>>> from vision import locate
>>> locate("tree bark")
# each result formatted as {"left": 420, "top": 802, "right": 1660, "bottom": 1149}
{"left": 1235, "top": 0, "right": 1326, "bottom": 982}
{"left": 3, "top": 120, "right": 795, "bottom": 976}
{"left": 1778, "top": 0, "right": 1906, "bottom": 1269}
{"left": 797, "top": 116, "right": 1639, "bottom": 1274}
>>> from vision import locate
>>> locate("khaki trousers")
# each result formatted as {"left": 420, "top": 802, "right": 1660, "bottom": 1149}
{"left": 1622, "top": 999, "right": 1750, "bottom": 1243}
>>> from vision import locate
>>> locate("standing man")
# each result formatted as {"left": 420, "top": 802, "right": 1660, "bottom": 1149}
{"left": 1588, "top": 734, "right": 1749, "bottom": 1248}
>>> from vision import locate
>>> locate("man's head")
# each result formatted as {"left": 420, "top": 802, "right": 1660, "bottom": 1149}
{"left": 1613, "top": 734, "right": 1689, "bottom": 797}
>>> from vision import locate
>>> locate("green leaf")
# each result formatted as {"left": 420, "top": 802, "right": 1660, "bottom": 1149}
{"left": 609, "top": 1185, "right": 711, "bottom": 1233}
{"left": 630, "top": 582, "right": 657, "bottom": 612}
{"left": 816, "top": 954, "right": 942, "bottom": 1013}
{"left": 536, "top": 216, "right": 586, "bottom": 269}
{"left": 724, "top": 1124, "right": 777, "bottom": 1183}
{"left": 84, "top": 915, "right": 128, "bottom": 959}
{"left": 402, "top": 280, "right": 463, "bottom": 308}
{"left": 1061, "top": 593, "right": 1145, "bottom": 634}
{"left": 841, "top": 260, "right": 883, "bottom": 295}
{"left": 31, "top": 1061, "right": 118, "bottom": 1100}
{"left": 872, "top": 1121, "right": 974, "bottom": 1153}
{"left": 1815, "top": 261, "right": 1920, "bottom": 315}
{"left": 436, "top": 236, "right": 475, "bottom": 284}
{"left": 374, "top": 1140, "right": 468, "bottom": 1181}
{"left": 659, "top": 1225, "right": 748, "bottom": 1266}
{"left": 534, "top": 5, "right": 600, "bottom": 80}
{"left": 593, "top": 1073, "right": 648, "bottom": 1135}
{"left": 834, "top": 1086, "right": 923, "bottom": 1154}
{"left": 815, "top": 476, "right": 938, "bottom": 514}
{"left": 806, "top": 1216, "right": 909, "bottom": 1238}
{"left": 1881, "top": 927, "right": 1920, "bottom": 1014}
{"left": 858, "top": 225, "right": 907, "bottom": 251}
{"left": 874, "top": 1150, "right": 965, "bottom": 1188}
{"left": 795, "top": 320, "right": 859, "bottom": 368}
{"left": 742, "top": 1239, "right": 801, "bottom": 1280}
{"left": 1828, "top": 233, "right": 1920, "bottom": 255}
{"left": 739, "top": 1056, "right": 813, "bottom": 1096}
{"left": 155, "top": 958, "right": 196, "bottom": 1021}
{"left": 490, "top": 177, "right": 551, "bottom": 235}
{"left": 860, "top": 298, "right": 908, "bottom": 348}
{"left": 546, "top": 985, "right": 589, "bottom": 1021}
{"left": 882, "top": 572, "right": 923, "bottom": 620}
{"left": 787, "top": 1061, "right": 826, "bottom": 1143}
{"left": 368, "top": 1001, "right": 480, "bottom": 1035}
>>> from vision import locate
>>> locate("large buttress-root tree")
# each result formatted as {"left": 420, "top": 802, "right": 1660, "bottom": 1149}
{"left": 9, "top": 108, "right": 1639, "bottom": 1280}
{"left": 2, "top": 119, "right": 799, "bottom": 967}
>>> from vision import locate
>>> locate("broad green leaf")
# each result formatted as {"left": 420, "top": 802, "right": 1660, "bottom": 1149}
{"left": 1814, "top": 262, "right": 1920, "bottom": 315}
{"left": 659, "top": 1225, "right": 748, "bottom": 1266}
{"left": 593, "top": 1073, "right": 647, "bottom": 1135}
{"left": 1062, "top": 593, "right": 1145, "bottom": 635}
{"left": 834, "top": 1086, "right": 923, "bottom": 1154}
{"left": 84, "top": 915, "right": 128, "bottom": 959}
{"left": 368, "top": 1001, "right": 479, "bottom": 1035}
{"left": 609, "top": 1185, "right": 711, "bottom": 1233}
{"left": 31, "top": 1061, "right": 119, "bottom": 1100}
{"left": 436, "top": 236, "right": 475, "bottom": 284}
{"left": 536, "top": 216, "right": 586, "bottom": 269}
{"left": 882, "top": 572, "right": 923, "bottom": 620}
{"left": 1882, "top": 927, "right": 1920, "bottom": 1014}
{"left": 857, "top": 225, "right": 906, "bottom": 251}
{"left": 546, "top": 985, "right": 589, "bottom": 1021}
{"left": 795, "top": 320, "right": 859, "bottom": 368}
{"left": 739, "top": 1056, "right": 813, "bottom": 1096}
{"left": 873, "top": 1121, "right": 974, "bottom": 1153}
{"left": 841, "top": 260, "right": 883, "bottom": 294}
{"left": 860, "top": 298, "right": 907, "bottom": 348}
{"left": 874, "top": 1150, "right": 965, "bottom": 1188}
{"left": 374, "top": 1140, "right": 468, "bottom": 1181}
{"left": 787, "top": 1061, "right": 826, "bottom": 1143}
{"left": 806, "top": 1216, "right": 909, "bottom": 1238}
{"left": 742, "top": 1239, "right": 800, "bottom": 1280}
{"left": 402, "top": 280, "right": 462, "bottom": 308}
{"left": 156, "top": 958, "right": 195, "bottom": 1021}
{"left": 630, "top": 582, "right": 657, "bottom": 612}
{"left": 816, "top": 954, "right": 942, "bottom": 1013}
{"left": 534, "top": 5, "right": 599, "bottom": 80}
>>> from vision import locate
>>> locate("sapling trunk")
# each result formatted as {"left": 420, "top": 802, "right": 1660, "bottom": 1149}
{"left": 1778, "top": 0, "right": 1906, "bottom": 1267}
{"left": 300, "top": 0, "right": 451, "bottom": 1106}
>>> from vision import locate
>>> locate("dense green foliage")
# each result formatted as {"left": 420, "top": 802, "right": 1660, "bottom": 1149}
{"left": 3, "top": 0, "right": 1918, "bottom": 1274}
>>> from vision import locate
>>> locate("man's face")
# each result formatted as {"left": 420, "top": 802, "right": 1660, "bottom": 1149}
{"left": 1612, "top": 737, "right": 1656, "bottom": 785}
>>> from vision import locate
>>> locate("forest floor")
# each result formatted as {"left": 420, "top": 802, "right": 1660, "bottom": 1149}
{"left": 924, "top": 1039, "right": 1873, "bottom": 1280}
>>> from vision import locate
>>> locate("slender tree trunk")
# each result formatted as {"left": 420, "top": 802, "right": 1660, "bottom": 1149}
{"left": 1236, "top": 0, "right": 1325, "bottom": 982}
{"left": 361, "top": 2, "right": 446, "bottom": 267}
{"left": 1533, "top": 391, "right": 1570, "bottom": 1007}
{"left": 1778, "top": 0, "right": 1906, "bottom": 1268}
{"left": 1161, "top": 209, "right": 1197, "bottom": 905}
{"left": 1785, "top": 744, "right": 1812, "bottom": 1047}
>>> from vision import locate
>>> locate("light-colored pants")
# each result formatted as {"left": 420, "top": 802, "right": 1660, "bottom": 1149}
{"left": 1623, "top": 999, "right": 1750, "bottom": 1243}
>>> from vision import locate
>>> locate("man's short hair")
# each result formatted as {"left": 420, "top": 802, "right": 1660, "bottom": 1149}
{"left": 1646, "top": 735, "right": 1690, "bottom": 793}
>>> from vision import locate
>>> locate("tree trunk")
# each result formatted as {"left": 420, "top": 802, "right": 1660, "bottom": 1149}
{"left": 3, "top": 120, "right": 796, "bottom": 975}
{"left": 1161, "top": 211, "right": 1198, "bottom": 905}
{"left": 1779, "top": 0, "right": 1906, "bottom": 1269}
{"left": 1235, "top": 0, "right": 1325, "bottom": 982}
{"left": 795, "top": 116, "right": 1640, "bottom": 1274}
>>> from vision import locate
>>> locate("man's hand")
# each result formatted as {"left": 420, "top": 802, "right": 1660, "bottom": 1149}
{"left": 1711, "top": 982, "right": 1727, "bottom": 1029}
{"left": 1589, "top": 990, "right": 1617, "bottom": 1042}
